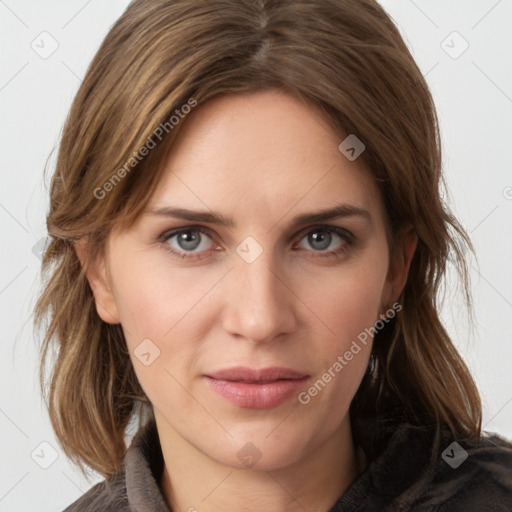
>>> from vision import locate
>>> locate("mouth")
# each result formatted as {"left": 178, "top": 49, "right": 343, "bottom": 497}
{"left": 204, "top": 366, "right": 309, "bottom": 409}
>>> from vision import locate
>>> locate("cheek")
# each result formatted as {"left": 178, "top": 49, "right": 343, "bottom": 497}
{"left": 110, "top": 252, "right": 216, "bottom": 342}
{"left": 295, "top": 251, "right": 388, "bottom": 411}
{"left": 294, "top": 263, "right": 385, "bottom": 431}
{"left": 304, "top": 257, "right": 389, "bottom": 347}
{"left": 108, "top": 254, "right": 221, "bottom": 395}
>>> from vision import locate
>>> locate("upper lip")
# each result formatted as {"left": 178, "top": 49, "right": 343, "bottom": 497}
{"left": 205, "top": 366, "right": 308, "bottom": 382}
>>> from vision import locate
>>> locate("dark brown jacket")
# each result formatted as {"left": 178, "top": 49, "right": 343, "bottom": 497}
{"left": 63, "top": 419, "right": 512, "bottom": 511}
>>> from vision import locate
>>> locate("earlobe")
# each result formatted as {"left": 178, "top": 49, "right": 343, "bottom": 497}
{"left": 73, "top": 238, "right": 121, "bottom": 324}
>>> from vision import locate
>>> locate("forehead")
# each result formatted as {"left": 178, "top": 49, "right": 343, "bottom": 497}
{"left": 148, "top": 90, "right": 384, "bottom": 226}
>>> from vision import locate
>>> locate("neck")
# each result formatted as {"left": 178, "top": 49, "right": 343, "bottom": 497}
{"left": 157, "top": 414, "right": 362, "bottom": 512}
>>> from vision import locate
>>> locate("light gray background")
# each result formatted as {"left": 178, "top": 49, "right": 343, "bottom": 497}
{"left": 1, "top": 1, "right": 511, "bottom": 510}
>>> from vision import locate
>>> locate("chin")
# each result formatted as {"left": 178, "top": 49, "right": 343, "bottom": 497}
{"left": 205, "top": 427, "right": 317, "bottom": 471}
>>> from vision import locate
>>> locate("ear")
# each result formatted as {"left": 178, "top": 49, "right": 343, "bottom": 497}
{"left": 383, "top": 227, "right": 418, "bottom": 308}
{"left": 73, "top": 238, "right": 121, "bottom": 324}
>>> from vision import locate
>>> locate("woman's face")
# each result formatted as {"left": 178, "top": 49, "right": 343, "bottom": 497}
{"left": 92, "top": 89, "right": 406, "bottom": 470}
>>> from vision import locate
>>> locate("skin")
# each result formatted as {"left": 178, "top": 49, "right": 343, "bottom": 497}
{"left": 82, "top": 89, "right": 416, "bottom": 512}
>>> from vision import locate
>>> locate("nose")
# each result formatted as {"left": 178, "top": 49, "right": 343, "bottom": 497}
{"left": 221, "top": 249, "right": 298, "bottom": 344}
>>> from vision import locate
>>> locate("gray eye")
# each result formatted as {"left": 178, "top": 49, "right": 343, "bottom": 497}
{"left": 298, "top": 229, "right": 345, "bottom": 252}
{"left": 307, "top": 231, "right": 332, "bottom": 251}
{"left": 168, "top": 230, "right": 213, "bottom": 252}
{"left": 176, "top": 231, "right": 201, "bottom": 250}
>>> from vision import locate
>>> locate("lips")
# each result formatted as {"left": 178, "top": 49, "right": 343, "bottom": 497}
{"left": 204, "top": 366, "right": 309, "bottom": 409}
{"left": 206, "top": 366, "right": 308, "bottom": 382}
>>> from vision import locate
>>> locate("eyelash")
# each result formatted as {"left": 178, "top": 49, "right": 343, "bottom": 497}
{"left": 157, "top": 225, "right": 355, "bottom": 262}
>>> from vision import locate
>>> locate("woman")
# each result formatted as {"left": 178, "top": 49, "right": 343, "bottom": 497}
{"left": 35, "top": 0, "right": 512, "bottom": 510}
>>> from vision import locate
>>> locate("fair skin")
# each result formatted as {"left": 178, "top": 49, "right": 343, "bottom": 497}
{"left": 81, "top": 90, "right": 416, "bottom": 512}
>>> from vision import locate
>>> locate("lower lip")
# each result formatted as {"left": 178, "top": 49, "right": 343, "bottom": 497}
{"left": 205, "top": 376, "right": 309, "bottom": 409}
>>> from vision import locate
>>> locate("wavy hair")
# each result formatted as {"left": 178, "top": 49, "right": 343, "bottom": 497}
{"left": 35, "top": 0, "right": 481, "bottom": 477}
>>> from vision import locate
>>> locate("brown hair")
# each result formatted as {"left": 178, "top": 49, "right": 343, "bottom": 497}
{"left": 35, "top": 0, "right": 481, "bottom": 478}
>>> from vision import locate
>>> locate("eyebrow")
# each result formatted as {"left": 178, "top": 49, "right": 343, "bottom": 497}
{"left": 147, "top": 203, "right": 371, "bottom": 229}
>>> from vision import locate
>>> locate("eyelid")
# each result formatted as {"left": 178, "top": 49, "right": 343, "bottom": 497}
{"left": 293, "top": 224, "right": 354, "bottom": 244}
{"left": 158, "top": 225, "right": 216, "bottom": 242}
{"left": 159, "top": 223, "right": 353, "bottom": 242}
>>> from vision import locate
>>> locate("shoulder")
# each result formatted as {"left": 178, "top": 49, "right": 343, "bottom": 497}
{"left": 62, "top": 418, "right": 170, "bottom": 511}
{"left": 410, "top": 430, "right": 512, "bottom": 511}
{"left": 345, "top": 422, "right": 512, "bottom": 512}
{"left": 62, "top": 470, "right": 129, "bottom": 511}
